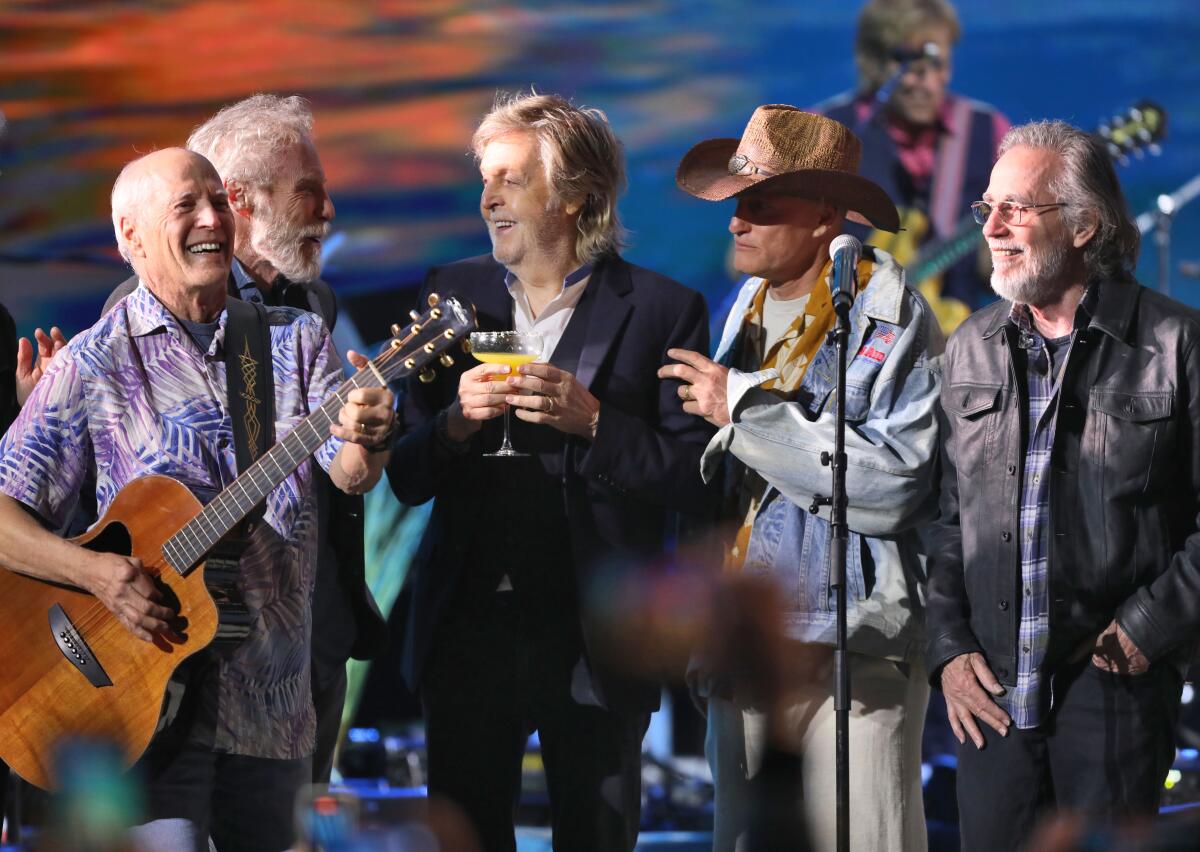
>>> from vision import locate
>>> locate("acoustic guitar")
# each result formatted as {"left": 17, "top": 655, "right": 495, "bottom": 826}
{"left": 0, "top": 293, "right": 475, "bottom": 790}
{"left": 867, "top": 100, "right": 1167, "bottom": 334}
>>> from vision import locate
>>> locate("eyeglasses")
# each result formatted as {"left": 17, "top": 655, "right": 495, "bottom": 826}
{"left": 970, "top": 200, "right": 1068, "bottom": 226}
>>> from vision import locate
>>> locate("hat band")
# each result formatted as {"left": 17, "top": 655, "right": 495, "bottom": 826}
{"left": 728, "top": 153, "right": 778, "bottom": 178}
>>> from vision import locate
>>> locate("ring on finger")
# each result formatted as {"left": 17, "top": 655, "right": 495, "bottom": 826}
{"left": 680, "top": 384, "right": 692, "bottom": 401}
{"left": 546, "top": 395, "right": 557, "bottom": 415}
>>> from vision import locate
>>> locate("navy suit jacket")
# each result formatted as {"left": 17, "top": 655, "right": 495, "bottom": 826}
{"left": 388, "top": 253, "right": 715, "bottom": 714}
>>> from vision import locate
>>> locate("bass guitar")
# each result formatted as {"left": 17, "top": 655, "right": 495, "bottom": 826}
{"left": 0, "top": 293, "right": 475, "bottom": 789}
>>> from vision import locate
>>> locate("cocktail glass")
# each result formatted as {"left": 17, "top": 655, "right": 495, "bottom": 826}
{"left": 469, "top": 330, "right": 545, "bottom": 457}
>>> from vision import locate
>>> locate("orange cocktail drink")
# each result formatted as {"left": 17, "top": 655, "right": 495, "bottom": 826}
{"left": 468, "top": 331, "right": 544, "bottom": 457}
{"left": 473, "top": 351, "right": 538, "bottom": 378}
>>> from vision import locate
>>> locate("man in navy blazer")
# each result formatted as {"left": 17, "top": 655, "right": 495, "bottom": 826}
{"left": 387, "top": 92, "right": 714, "bottom": 852}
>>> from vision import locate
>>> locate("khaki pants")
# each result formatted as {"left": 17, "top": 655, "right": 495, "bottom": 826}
{"left": 707, "top": 653, "right": 930, "bottom": 852}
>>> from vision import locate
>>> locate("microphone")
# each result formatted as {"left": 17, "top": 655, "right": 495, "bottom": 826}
{"left": 829, "top": 234, "right": 862, "bottom": 313}
{"left": 896, "top": 41, "right": 942, "bottom": 66}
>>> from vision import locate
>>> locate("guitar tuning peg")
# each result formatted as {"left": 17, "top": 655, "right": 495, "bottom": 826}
{"left": 427, "top": 293, "right": 440, "bottom": 307}
{"left": 409, "top": 310, "right": 421, "bottom": 322}
{"left": 418, "top": 368, "right": 436, "bottom": 384}
{"left": 461, "top": 339, "right": 472, "bottom": 353}
{"left": 391, "top": 323, "right": 404, "bottom": 337}
{"left": 439, "top": 354, "right": 454, "bottom": 367}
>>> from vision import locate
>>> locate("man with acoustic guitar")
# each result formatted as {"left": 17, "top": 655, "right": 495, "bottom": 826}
{"left": 103, "top": 94, "right": 389, "bottom": 790}
{"left": 0, "top": 147, "right": 393, "bottom": 851}
{"left": 819, "top": 0, "right": 1010, "bottom": 333}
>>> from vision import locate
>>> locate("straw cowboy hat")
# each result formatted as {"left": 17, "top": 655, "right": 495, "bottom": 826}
{"left": 676, "top": 104, "right": 900, "bottom": 232}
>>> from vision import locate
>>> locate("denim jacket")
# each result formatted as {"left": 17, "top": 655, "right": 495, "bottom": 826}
{"left": 702, "top": 248, "right": 943, "bottom": 660}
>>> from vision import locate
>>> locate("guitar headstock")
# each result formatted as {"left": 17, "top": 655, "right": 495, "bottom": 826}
{"left": 371, "top": 293, "right": 476, "bottom": 386}
{"left": 1097, "top": 100, "right": 1167, "bottom": 164}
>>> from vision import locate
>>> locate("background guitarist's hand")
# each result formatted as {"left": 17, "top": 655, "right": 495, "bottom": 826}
{"left": 86, "top": 553, "right": 177, "bottom": 642}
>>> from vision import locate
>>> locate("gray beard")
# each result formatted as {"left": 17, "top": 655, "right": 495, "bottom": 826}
{"left": 253, "top": 229, "right": 321, "bottom": 282}
{"left": 990, "top": 240, "right": 1071, "bottom": 306}
{"left": 249, "top": 208, "right": 327, "bottom": 283}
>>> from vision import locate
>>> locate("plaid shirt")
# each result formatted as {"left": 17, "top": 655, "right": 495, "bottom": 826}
{"left": 1003, "top": 289, "right": 1095, "bottom": 729}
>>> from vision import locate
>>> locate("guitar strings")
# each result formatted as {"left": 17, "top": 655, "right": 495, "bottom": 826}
{"left": 66, "top": 312, "right": 451, "bottom": 644}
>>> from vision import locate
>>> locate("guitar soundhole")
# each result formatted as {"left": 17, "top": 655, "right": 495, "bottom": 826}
{"left": 82, "top": 521, "right": 132, "bottom": 557}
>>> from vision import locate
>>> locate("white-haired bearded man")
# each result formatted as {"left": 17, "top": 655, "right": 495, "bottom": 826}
{"left": 103, "top": 95, "right": 386, "bottom": 786}
{"left": 927, "top": 120, "right": 1200, "bottom": 850}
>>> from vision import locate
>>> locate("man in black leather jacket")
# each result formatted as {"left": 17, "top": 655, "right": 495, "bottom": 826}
{"left": 925, "top": 119, "right": 1200, "bottom": 851}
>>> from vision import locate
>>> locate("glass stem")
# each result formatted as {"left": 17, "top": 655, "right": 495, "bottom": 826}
{"left": 499, "top": 405, "right": 514, "bottom": 452}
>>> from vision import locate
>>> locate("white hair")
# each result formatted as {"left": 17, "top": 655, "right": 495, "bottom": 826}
{"left": 472, "top": 91, "right": 628, "bottom": 264}
{"left": 186, "top": 94, "right": 314, "bottom": 190}
{"left": 999, "top": 120, "right": 1140, "bottom": 282}
{"left": 110, "top": 158, "right": 154, "bottom": 263}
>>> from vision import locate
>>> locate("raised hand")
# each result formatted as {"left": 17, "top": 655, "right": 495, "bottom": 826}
{"left": 657, "top": 348, "right": 730, "bottom": 427}
{"left": 15, "top": 326, "right": 68, "bottom": 406}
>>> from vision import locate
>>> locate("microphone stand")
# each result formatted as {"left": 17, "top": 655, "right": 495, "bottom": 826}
{"left": 1135, "top": 171, "right": 1200, "bottom": 297}
{"left": 812, "top": 280, "right": 855, "bottom": 852}
{"left": 830, "top": 286, "right": 853, "bottom": 852}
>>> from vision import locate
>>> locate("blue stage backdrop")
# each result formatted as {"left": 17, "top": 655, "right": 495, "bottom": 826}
{"left": 1, "top": 0, "right": 1198, "bottom": 335}
{"left": 1, "top": 0, "right": 1198, "bottom": 721}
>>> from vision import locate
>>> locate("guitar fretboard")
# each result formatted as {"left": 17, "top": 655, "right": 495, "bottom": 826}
{"left": 910, "top": 217, "right": 984, "bottom": 284}
{"left": 159, "top": 369, "right": 376, "bottom": 575}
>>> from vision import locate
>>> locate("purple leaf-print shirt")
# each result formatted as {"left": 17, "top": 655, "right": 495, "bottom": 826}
{"left": 0, "top": 283, "right": 344, "bottom": 760}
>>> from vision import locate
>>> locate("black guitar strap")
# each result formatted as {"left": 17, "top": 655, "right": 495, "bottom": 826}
{"left": 223, "top": 298, "right": 275, "bottom": 524}
{"left": 154, "top": 297, "right": 275, "bottom": 733}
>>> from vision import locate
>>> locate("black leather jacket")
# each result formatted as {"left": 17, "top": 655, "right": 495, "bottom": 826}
{"left": 925, "top": 279, "right": 1200, "bottom": 685}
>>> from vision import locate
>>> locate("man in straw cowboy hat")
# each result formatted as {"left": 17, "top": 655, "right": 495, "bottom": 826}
{"left": 659, "top": 105, "right": 943, "bottom": 850}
